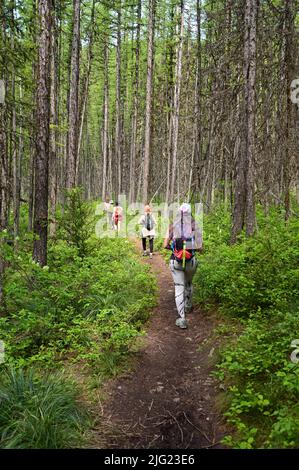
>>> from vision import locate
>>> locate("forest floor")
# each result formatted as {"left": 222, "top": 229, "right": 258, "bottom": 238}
{"left": 90, "top": 246, "right": 228, "bottom": 449}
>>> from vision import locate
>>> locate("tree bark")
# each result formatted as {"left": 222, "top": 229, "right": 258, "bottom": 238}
{"left": 66, "top": 0, "right": 80, "bottom": 189}
{"left": 188, "top": 0, "right": 201, "bottom": 201}
{"left": 231, "top": 0, "right": 257, "bottom": 242}
{"left": 49, "top": 8, "right": 58, "bottom": 236}
{"left": 142, "top": 0, "right": 156, "bottom": 204}
{"left": 170, "top": 1, "right": 184, "bottom": 203}
{"left": 115, "top": 1, "right": 122, "bottom": 197}
{"left": 129, "top": 0, "right": 141, "bottom": 203}
{"left": 76, "top": 0, "right": 96, "bottom": 184}
{"left": 244, "top": 0, "right": 257, "bottom": 236}
{"left": 33, "top": 0, "right": 52, "bottom": 266}
{"left": 102, "top": 36, "right": 109, "bottom": 201}
{"left": 282, "top": 0, "right": 295, "bottom": 220}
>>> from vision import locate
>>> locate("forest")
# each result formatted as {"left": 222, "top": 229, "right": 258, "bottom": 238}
{"left": 0, "top": 0, "right": 299, "bottom": 452}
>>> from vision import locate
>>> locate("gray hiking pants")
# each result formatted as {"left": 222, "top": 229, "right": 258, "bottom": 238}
{"left": 170, "top": 257, "right": 198, "bottom": 319}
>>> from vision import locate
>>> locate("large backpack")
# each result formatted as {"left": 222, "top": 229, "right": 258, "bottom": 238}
{"left": 146, "top": 213, "right": 154, "bottom": 231}
{"left": 172, "top": 214, "right": 195, "bottom": 267}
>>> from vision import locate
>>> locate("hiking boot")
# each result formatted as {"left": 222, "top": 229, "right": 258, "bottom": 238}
{"left": 149, "top": 253, "right": 153, "bottom": 259}
{"left": 143, "top": 251, "right": 147, "bottom": 256}
{"left": 176, "top": 318, "right": 187, "bottom": 329}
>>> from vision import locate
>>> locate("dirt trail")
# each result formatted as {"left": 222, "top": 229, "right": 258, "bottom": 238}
{"left": 96, "top": 249, "right": 227, "bottom": 449}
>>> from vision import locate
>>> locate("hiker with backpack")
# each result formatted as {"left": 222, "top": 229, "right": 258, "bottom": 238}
{"left": 112, "top": 201, "right": 123, "bottom": 233}
{"left": 139, "top": 205, "right": 156, "bottom": 259}
{"left": 164, "top": 203, "right": 203, "bottom": 329}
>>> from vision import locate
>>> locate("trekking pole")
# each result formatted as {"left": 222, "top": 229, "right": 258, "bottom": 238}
{"left": 182, "top": 240, "right": 186, "bottom": 270}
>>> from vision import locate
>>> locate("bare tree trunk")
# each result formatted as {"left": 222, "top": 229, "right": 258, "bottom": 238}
{"left": 165, "top": 3, "right": 175, "bottom": 204}
{"left": 76, "top": 0, "right": 96, "bottom": 184}
{"left": 28, "top": 119, "right": 35, "bottom": 231}
{"left": 0, "top": 3, "right": 7, "bottom": 306}
{"left": 170, "top": 1, "right": 184, "bottom": 203}
{"left": 49, "top": 10, "right": 58, "bottom": 236}
{"left": 188, "top": 0, "right": 201, "bottom": 201}
{"left": 14, "top": 82, "right": 23, "bottom": 239}
{"left": 11, "top": 53, "right": 18, "bottom": 239}
{"left": 102, "top": 36, "right": 109, "bottom": 201}
{"left": 142, "top": 0, "right": 156, "bottom": 204}
{"left": 282, "top": 0, "right": 295, "bottom": 220}
{"left": 115, "top": 2, "right": 122, "bottom": 197}
{"left": 28, "top": 0, "right": 37, "bottom": 231}
{"left": 33, "top": 0, "right": 52, "bottom": 266}
{"left": 66, "top": 0, "right": 80, "bottom": 189}
{"left": 129, "top": 0, "right": 141, "bottom": 203}
{"left": 165, "top": 113, "right": 172, "bottom": 204}
{"left": 245, "top": 0, "right": 257, "bottom": 236}
{"left": 231, "top": 0, "right": 257, "bottom": 242}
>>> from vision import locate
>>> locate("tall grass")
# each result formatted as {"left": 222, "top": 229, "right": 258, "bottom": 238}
{"left": 0, "top": 367, "right": 88, "bottom": 448}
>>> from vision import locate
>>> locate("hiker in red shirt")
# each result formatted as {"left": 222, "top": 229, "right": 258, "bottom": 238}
{"left": 112, "top": 201, "right": 123, "bottom": 233}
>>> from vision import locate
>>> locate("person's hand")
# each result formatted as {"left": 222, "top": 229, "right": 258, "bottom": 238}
{"left": 163, "top": 238, "right": 169, "bottom": 249}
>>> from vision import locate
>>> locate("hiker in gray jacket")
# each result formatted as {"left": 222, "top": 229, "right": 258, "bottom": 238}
{"left": 164, "top": 203, "right": 203, "bottom": 329}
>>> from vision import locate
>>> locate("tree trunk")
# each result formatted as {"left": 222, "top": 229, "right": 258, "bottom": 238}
{"left": 0, "top": 3, "right": 7, "bottom": 307}
{"left": 170, "top": 1, "right": 184, "bottom": 203}
{"left": 33, "top": 0, "right": 52, "bottom": 266}
{"left": 142, "top": 0, "right": 156, "bottom": 204}
{"left": 66, "top": 0, "right": 80, "bottom": 189}
{"left": 49, "top": 9, "right": 58, "bottom": 236}
{"left": 245, "top": 0, "right": 257, "bottom": 236}
{"left": 102, "top": 36, "right": 109, "bottom": 201}
{"left": 282, "top": 0, "right": 295, "bottom": 220}
{"left": 115, "top": 2, "right": 122, "bottom": 197}
{"left": 188, "top": 0, "right": 201, "bottom": 201}
{"left": 129, "top": 0, "right": 141, "bottom": 203}
{"left": 231, "top": 0, "right": 257, "bottom": 242}
{"left": 76, "top": 0, "right": 96, "bottom": 184}
{"left": 14, "top": 82, "right": 23, "bottom": 239}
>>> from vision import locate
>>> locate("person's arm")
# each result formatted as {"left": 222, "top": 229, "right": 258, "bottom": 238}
{"left": 163, "top": 236, "right": 170, "bottom": 249}
{"left": 163, "top": 224, "right": 173, "bottom": 249}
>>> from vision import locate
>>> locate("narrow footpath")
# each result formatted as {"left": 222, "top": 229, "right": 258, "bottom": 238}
{"left": 92, "top": 248, "right": 227, "bottom": 449}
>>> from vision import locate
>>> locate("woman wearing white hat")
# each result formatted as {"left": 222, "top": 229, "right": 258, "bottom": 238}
{"left": 139, "top": 205, "right": 156, "bottom": 259}
{"left": 164, "top": 203, "right": 202, "bottom": 329}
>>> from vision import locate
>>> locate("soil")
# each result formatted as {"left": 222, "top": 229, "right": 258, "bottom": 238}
{"left": 91, "top": 248, "right": 227, "bottom": 449}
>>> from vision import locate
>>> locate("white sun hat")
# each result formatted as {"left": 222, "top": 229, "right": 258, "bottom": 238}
{"left": 180, "top": 203, "right": 191, "bottom": 214}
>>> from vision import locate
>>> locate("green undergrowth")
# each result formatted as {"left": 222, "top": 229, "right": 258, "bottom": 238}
{"left": 193, "top": 203, "right": 299, "bottom": 448}
{"left": 0, "top": 190, "right": 157, "bottom": 447}
{"left": 1, "top": 236, "right": 156, "bottom": 375}
{"left": 0, "top": 367, "right": 89, "bottom": 449}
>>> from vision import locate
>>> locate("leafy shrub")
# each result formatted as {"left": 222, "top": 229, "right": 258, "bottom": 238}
{"left": 194, "top": 205, "right": 299, "bottom": 448}
{"left": 1, "top": 233, "right": 156, "bottom": 373}
{"left": 0, "top": 201, "right": 157, "bottom": 449}
{"left": 0, "top": 367, "right": 88, "bottom": 448}
{"left": 216, "top": 309, "right": 299, "bottom": 448}
{"left": 56, "top": 188, "right": 94, "bottom": 257}
{"left": 194, "top": 206, "right": 299, "bottom": 317}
